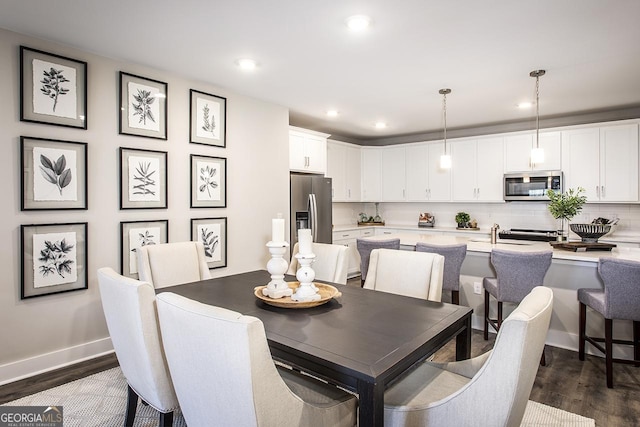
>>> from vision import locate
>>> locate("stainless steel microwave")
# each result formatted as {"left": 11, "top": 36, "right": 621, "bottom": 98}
{"left": 504, "top": 171, "right": 563, "bottom": 201}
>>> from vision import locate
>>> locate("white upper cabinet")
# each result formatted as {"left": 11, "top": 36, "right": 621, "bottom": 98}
{"left": 452, "top": 137, "right": 504, "bottom": 202}
{"left": 381, "top": 146, "right": 406, "bottom": 201}
{"left": 406, "top": 142, "right": 451, "bottom": 201}
{"left": 361, "top": 148, "right": 382, "bottom": 201}
{"left": 327, "top": 141, "right": 361, "bottom": 201}
{"left": 562, "top": 123, "right": 639, "bottom": 202}
{"left": 289, "top": 126, "right": 329, "bottom": 174}
{"left": 504, "top": 131, "right": 561, "bottom": 172}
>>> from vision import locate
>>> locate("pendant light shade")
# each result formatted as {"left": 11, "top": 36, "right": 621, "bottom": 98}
{"left": 439, "top": 88, "right": 452, "bottom": 169}
{"left": 530, "top": 70, "right": 546, "bottom": 165}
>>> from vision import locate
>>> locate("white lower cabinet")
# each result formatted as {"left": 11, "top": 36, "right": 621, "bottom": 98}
{"left": 332, "top": 228, "right": 373, "bottom": 278}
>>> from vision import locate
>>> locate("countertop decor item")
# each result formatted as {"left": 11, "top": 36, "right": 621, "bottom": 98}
{"left": 418, "top": 212, "right": 435, "bottom": 227}
{"left": 254, "top": 282, "right": 341, "bottom": 308}
{"left": 547, "top": 187, "right": 587, "bottom": 241}
{"left": 455, "top": 212, "right": 471, "bottom": 228}
{"left": 550, "top": 241, "right": 616, "bottom": 252}
{"left": 569, "top": 223, "right": 612, "bottom": 243}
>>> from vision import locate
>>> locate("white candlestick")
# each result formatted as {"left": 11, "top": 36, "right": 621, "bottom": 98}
{"left": 298, "top": 228, "right": 312, "bottom": 254}
{"left": 272, "top": 217, "right": 285, "bottom": 244}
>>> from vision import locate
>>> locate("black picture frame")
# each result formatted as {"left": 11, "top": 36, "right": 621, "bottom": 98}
{"left": 189, "top": 89, "right": 227, "bottom": 147}
{"left": 119, "top": 147, "right": 168, "bottom": 209}
{"left": 20, "top": 46, "right": 87, "bottom": 129}
{"left": 119, "top": 72, "right": 167, "bottom": 140}
{"left": 190, "top": 154, "right": 227, "bottom": 208}
{"left": 120, "top": 220, "right": 169, "bottom": 279}
{"left": 21, "top": 222, "right": 88, "bottom": 299}
{"left": 191, "top": 217, "right": 227, "bottom": 269}
{"left": 21, "top": 136, "right": 88, "bottom": 211}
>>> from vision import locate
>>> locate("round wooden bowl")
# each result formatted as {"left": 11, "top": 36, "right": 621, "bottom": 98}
{"left": 254, "top": 282, "right": 341, "bottom": 309}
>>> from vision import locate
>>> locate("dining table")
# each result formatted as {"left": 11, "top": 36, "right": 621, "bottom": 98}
{"left": 159, "top": 269, "right": 473, "bottom": 427}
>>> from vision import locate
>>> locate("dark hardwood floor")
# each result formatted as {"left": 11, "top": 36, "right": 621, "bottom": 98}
{"left": 1, "top": 278, "right": 638, "bottom": 427}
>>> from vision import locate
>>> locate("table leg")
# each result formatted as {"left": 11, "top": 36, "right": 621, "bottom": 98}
{"left": 455, "top": 314, "right": 472, "bottom": 361}
{"left": 357, "top": 379, "right": 385, "bottom": 427}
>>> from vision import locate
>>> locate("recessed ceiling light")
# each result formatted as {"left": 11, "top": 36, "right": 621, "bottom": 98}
{"left": 517, "top": 102, "right": 533, "bottom": 109}
{"left": 346, "top": 15, "right": 371, "bottom": 32}
{"left": 236, "top": 58, "right": 257, "bottom": 71}
{"left": 326, "top": 110, "right": 339, "bottom": 117}
{"left": 374, "top": 122, "right": 387, "bottom": 129}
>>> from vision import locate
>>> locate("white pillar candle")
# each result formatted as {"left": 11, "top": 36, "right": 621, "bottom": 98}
{"left": 272, "top": 217, "right": 285, "bottom": 244}
{"left": 298, "top": 228, "right": 312, "bottom": 255}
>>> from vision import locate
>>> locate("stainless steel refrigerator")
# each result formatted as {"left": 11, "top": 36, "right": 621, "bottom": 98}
{"left": 290, "top": 173, "right": 333, "bottom": 246}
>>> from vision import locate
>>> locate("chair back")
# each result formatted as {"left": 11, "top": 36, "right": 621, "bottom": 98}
{"left": 287, "top": 242, "right": 349, "bottom": 285}
{"left": 356, "top": 238, "right": 400, "bottom": 281}
{"left": 490, "top": 249, "right": 552, "bottom": 303}
{"left": 416, "top": 243, "right": 467, "bottom": 292}
{"left": 96, "top": 267, "right": 178, "bottom": 413}
{"left": 137, "top": 241, "right": 211, "bottom": 288}
{"left": 598, "top": 257, "right": 640, "bottom": 321}
{"left": 364, "top": 248, "right": 444, "bottom": 302}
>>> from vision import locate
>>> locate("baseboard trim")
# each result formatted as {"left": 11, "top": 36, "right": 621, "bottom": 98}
{"left": 0, "top": 338, "right": 114, "bottom": 386}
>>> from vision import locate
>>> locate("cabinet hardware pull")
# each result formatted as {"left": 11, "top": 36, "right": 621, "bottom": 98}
{"left": 596, "top": 186, "right": 600, "bottom": 198}
{"left": 601, "top": 186, "right": 605, "bottom": 198}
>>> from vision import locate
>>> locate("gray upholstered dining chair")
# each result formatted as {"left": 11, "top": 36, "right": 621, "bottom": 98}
{"left": 416, "top": 243, "right": 467, "bottom": 305}
{"left": 578, "top": 257, "right": 640, "bottom": 388}
{"left": 363, "top": 248, "right": 444, "bottom": 302}
{"left": 155, "top": 292, "right": 358, "bottom": 427}
{"left": 383, "top": 286, "right": 553, "bottom": 427}
{"left": 356, "top": 237, "right": 400, "bottom": 286}
{"left": 97, "top": 267, "right": 179, "bottom": 427}
{"left": 287, "top": 242, "right": 349, "bottom": 285}
{"left": 137, "top": 241, "right": 211, "bottom": 288}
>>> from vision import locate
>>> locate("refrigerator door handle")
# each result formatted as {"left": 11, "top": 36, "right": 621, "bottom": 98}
{"left": 309, "top": 193, "right": 318, "bottom": 242}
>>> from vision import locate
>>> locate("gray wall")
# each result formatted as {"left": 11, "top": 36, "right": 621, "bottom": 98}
{"left": 0, "top": 28, "right": 290, "bottom": 383}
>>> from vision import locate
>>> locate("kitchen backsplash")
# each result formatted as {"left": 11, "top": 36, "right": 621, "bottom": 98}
{"left": 333, "top": 202, "right": 640, "bottom": 236}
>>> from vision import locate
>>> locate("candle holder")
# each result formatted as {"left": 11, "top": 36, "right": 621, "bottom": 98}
{"left": 263, "top": 241, "right": 293, "bottom": 299}
{"left": 291, "top": 253, "right": 321, "bottom": 302}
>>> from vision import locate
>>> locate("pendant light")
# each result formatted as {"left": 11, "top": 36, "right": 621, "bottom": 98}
{"left": 530, "top": 70, "right": 546, "bottom": 165}
{"left": 439, "top": 88, "right": 452, "bottom": 169}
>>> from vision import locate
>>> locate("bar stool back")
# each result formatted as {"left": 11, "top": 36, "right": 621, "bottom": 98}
{"left": 356, "top": 238, "right": 400, "bottom": 286}
{"left": 578, "top": 257, "right": 640, "bottom": 388}
{"left": 416, "top": 242, "right": 467, "bottom": 305}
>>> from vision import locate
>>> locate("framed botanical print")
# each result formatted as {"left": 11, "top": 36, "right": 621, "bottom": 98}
{"left": 119, "top": 147, "right": 168, "bottom": 209}
{"left": 119, "top": 72, "right": 167, "bottom": 140}
{"left": 190, "top": 154, "right": 226, "bottom": 208}
{"left": 190, "top": 89, "right": 227, "bottom": 147}
{"left": 21, "top": 136, "right": 88, "bottom": 211}
{"left": 120, "top": 220, "right": 168, "bottom": 278}
{"left": 20, "top": 46, "right": 87, "bottom": 129}
{"left": 21, "top": 222, "right": 88, "bottom": 299}
{"left": 191, "top": 217, "right": 227, "bottom": 269}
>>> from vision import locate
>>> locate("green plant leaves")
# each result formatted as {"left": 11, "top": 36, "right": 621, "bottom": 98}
{"left": 547, "top": 187, "right": 587, "bottom": 220}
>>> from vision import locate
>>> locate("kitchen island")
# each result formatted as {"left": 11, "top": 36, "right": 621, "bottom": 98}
{"left": 360, "top": 232, "right": 640, "bottom": 358}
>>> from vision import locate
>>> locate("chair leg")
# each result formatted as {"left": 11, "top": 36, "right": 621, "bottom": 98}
{"left": 578, "top": 303, "right": 586, "bottom": 361}
{"left": 125, "top": 385, "right": 138, "bottom": 427}
{"left": 159, "top": 411, "right": 174, "bottom": 427}
{"left": 451, "top": 290, "right": 460, "bottom": 305}
{"left": 634, "top": 321, "right": 640, "bottom": 367}
{"left": 605, "top": 318, "right": 613, "bottom": 388}
{"left": 497, "top": 301, "right": 503, "bottom": 330}
{"left": 540, "top": 347, "right": 546, "bottom": 366}
{"left": 484, "top": 290, "right": 490, "bottom": 340}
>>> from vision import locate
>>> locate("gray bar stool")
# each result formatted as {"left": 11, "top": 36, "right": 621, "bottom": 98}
{"left": 578, "top": 257, "right": 640, "bottom": 388}
{"left": 483, "top": 249, "right": 552, "bottom": 364}
{"left": 356, "top": 238, "right": 400, "bottom": 286}
{"left": 416, "top": 242, "right": 467, "bottom": 305}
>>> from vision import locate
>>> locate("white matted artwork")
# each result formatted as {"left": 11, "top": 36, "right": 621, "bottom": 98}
{"left": 119, "top": 147, "right": 167, "bottom": 209}
{"left": 32, "top": 58, "right": 77, "bottom": 119}
{"left": 119, "top": 72, "right": 167, "bottom": 140}
{"left": 127, "top": 81, "right": 161, "bottom": 132}
{"left": 120, "top": 220, "right": 168, "bottom": 278}
{"left": 128, "top": 155, "right": 160, "bottom": 202}
{"left": 33, "top": 146, "right": 78, "bottom": 201}
{"left": 33, "top": 231, "right": 78, "bottom": 287}
{"left": 190, "top": 154, "right": 226, "bottom": 208}
{"left": 191, "top": 217, "right": 227, "bottom": 269}
{"left": 189, "top": 89, "right": 226, "bottom": 147}
{"left": 128, "top": 226, "right": 161, "bottom": 275}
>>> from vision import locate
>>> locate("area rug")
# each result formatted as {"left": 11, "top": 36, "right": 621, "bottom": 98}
{"left": 3, "top": 367, "right": 594, "bottom": 426}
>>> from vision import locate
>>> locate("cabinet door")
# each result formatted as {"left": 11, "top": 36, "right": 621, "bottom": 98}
{"left": 451, "top": 139, "right": 478, "bottom": 201}
{"left": 406, "top": 144, "right": 429, "bottom": 201}
{"left": 289, "top": 132, "right": 307, "bottom": 171}
{"left": 304, "top": 135, "right": 327, "bottom": 174}
{"left": 327, "top": 142, "right": 347, "bottom": 201}
{"left": 345, "top": 145, "right": 361, "bottom": 201}
{"left": 562, "top": 128, "right": 600, "bottom": 200}
{"left": 536, "top": 131, "right": 562, "bottom": 171}
{"left": 427, "top": 142, "right": 451, "bottom": 201}
{"left": 600, "top": 124, "right": 639, "bottom": 202}
{"left": 504, "top": 134, "right": 534, "bottom": 172}
{"left": 476, "top": 137, "right": 504, "bottom": 201}
{"left": 381, "top": 147, "right": 406, "bottom": 201}
{"left": 361, "top": 149, "right": 382, "bottom": 201}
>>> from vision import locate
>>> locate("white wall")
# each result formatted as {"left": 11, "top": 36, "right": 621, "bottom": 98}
{"left": 0, "top": 28, "right": 290, "bottom": 383}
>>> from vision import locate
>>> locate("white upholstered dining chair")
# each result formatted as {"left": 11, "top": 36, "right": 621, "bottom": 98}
{"left": 383, "top": 286, "right": 553, "bottom": 427}
{"left": 97, "top": 267, "right": 179, "bottom": 427}
{"left": 155, "top": 292, "right": 358, "bottom": 427}
{"left": 287, "top": 242, "right": 349, "bottom": 285}
{"left": 137, "top": 241, "right": 210, "bottom": 288}
{"left": 363, "top": 248, "right": 444, "bottom": 302}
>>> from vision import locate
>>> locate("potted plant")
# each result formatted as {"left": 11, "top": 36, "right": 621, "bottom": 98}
{"left": 547, "top": 187, "right": 587, "bottom": 241}
{"left": 455, "top": 212, "right": 471, "bottom": 228}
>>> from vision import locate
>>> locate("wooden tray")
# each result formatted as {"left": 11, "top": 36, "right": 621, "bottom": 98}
{"left": 358, "top": 222, "right": 385, "bottom": 226}
{"left": 456, "top": 227, "right": 480, "bottom": 231}
{"left": 254, "top": 282, "right": 341, "bottom": 308}
{"left": 549, "top": 241, "right": 616, "bottom": 252}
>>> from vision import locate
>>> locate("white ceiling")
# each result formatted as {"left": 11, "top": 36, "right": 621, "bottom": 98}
{"left": 2, "top": 0, "right": 639, "bottom": 140}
